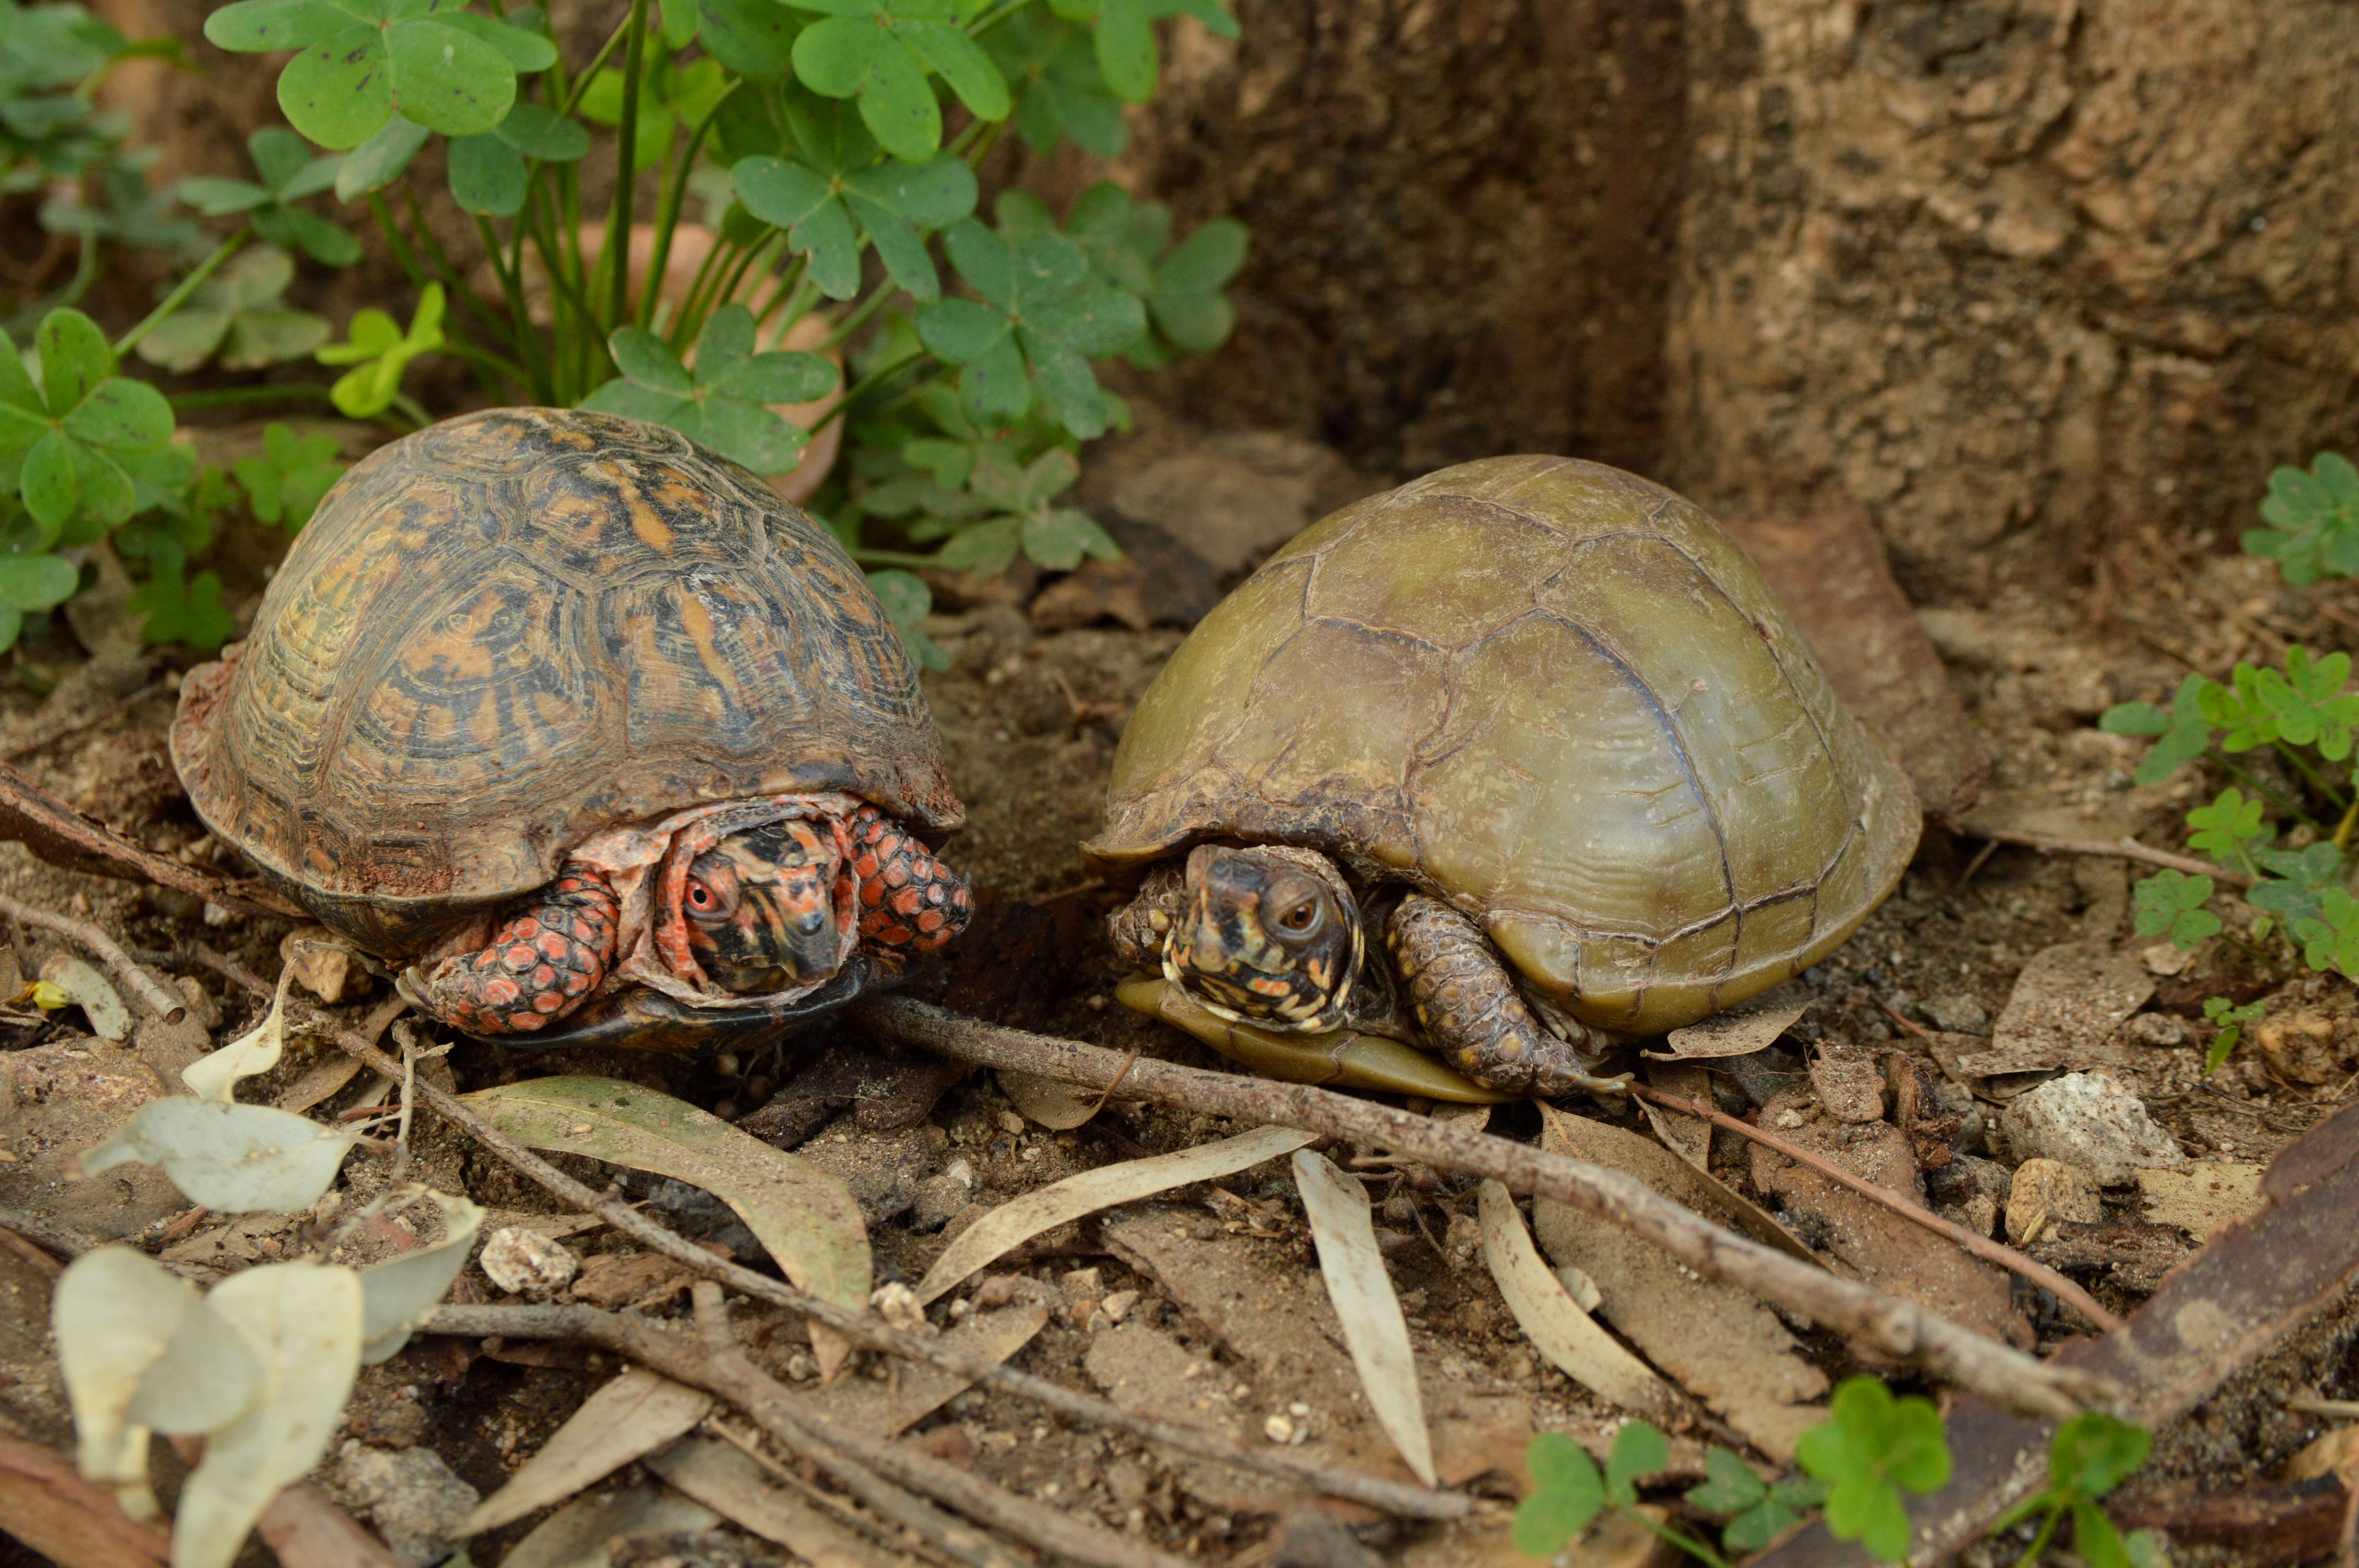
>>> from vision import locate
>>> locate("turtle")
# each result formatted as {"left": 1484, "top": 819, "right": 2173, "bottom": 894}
{"left": 170, "top": 407, "right": 974, "bottom": 1053}
{"left": 1083, "top": 455, "right": 1920, "bottom": 1100}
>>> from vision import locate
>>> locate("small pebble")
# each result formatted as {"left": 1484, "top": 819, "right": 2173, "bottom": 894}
{"left": 1264, "top": 1414, "right": 1296, "bottom": 1444}
{"left": 1101, "top": 1289, "right": 1139, "bottom": 1323}
{"left": 997, "top": 1110, "right": 1026, "bottom": 1136}
{"left": 478, "top": 1227, "right": 578, "bottom": 1296}
{"left": 871, "top": 1281, "right": 927, "bottom": 1332}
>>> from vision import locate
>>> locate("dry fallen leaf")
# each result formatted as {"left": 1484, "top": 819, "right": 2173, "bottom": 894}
{"left": 463, "top": 1368, "right": 714, "bottom": 1535}
{"left": 41, "top": 956, "right": 129, "bottom": 1043}
{"left": 2137, "top": 1161, "right": 2267, "bottom": 1240}
{"left": 1959, "top": 942, "right": 2155, "bottom": 1076}
{"left": 807, "top": 1301, "right": 1050, "bottom": 1437}
{"left": 915, "top": 1123, "right": 1315, "bottom": 1303}
{"left": 357, "top": 1190, "right": 485, "bottom": 1364}
{"left": 996, "top": 1069, "right": 1104, "bottom": 1130}
{"left": 1291, "top": 1148, "right": 1434, "bottom": 1488}
{"left": 1476, "top": 1180, "right": 1676, "bottom": 1419}
{"left": 1650, "top": 981, "right": 1811, "bottom": 1060}
{"left": 78, "top": 1099, "right": 362, "bottom": 1214}
{"left": 647, "top": 1436, "right": 925, "bottom": 1568}
{"left": 182, "top": 967, "right": 293, "bottom": 1104}
{"left": 0, "top": 1430, "right": 170, "bottom": 1568}
{"left": 498, "top": 1482, "right": 720, "bottom": 1568}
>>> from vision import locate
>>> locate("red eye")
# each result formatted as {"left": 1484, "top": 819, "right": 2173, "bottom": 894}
{"left": 688, "top": 883, "right": 714, "bottom": 909}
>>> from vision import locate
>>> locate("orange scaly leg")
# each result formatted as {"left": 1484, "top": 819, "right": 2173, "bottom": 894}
{"left": 416, "top": 867, "right": 620, "bottom": 1034}
{"left": 848, "top": 806, "right": 974, "bottom": 956}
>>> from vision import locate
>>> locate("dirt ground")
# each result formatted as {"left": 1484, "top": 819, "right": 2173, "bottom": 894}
{"left": 2, "top": 412, "right": 2359, "bottom": 1568}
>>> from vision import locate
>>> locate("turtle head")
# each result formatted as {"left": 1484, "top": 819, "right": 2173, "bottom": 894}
{"left": 681, "top": 820, "right": 843, "bottom": 991}
{"left": 1165, "top": 845, "right": 1361, "bottom": 1030}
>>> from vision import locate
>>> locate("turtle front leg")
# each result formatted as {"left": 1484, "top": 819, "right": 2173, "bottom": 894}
{"left": 1385, "top": 895, "right": 1630, "bottom": 1097}
{"left": 847, "top": 806, "right": 974, "bottom": 956}
{"left": 411, "top": 866, "right": 620, "bottom": 1034}
{"left": 1109, "top": 862, "right": 1187, "bottom": 969}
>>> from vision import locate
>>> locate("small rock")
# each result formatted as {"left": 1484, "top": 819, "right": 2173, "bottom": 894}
{"left": 1059, "top": 1266, "right": 1103, "bottom": 1304}
{"left": 1808, "top": 1043, "right": 1885, "bottom": 1123}
{"left": 996, "top": 1109, "right": 1026, "bottom": 1136}
{"left": 2005, "top": 1158, "right": 2103, "bottom": 1243}
{"left": 871, "top": 1281, "right": 927, "bottom": 1332}
{"left": 2141, "top": 942, "right": 2195, "bottom": 977}
{"left": 1264, "top": 1413, "right": 1296, "bottom": 1444}
{"left": 332, "top": 1442, "right": 480, "bottom": 1568}
{"left": 1927, "top": 1152, "right": 2014, "bottom": 1215}
{"left": 911, "top": 1158, "right": 976, "bottom": 1230}
{"left": 173, "top": 975, "right": 222, "bottom": 1030}
{"left": 2122, "top": 1013, "right": 2191, "bottom": 1049}
{"left": 2002, "top": 1073, "right": 2187, "bottom": 1183}
{"left": 1921, "top": 993, "right": 1991, "bottom": 1035}
{"left": 281, "top": 927, "right": 364, "bottom": 1004}
{"left": 478, "top": 1227, "right": 579, "bottom": 1296}
{"left": 2255, "top": 1011, "right": 2343, "bottom": 1085}
{"left": 1271, "top": 1507, "right": 1386, "bottom": 1568}
{"left": 1101, "top": 1289, "right": 1139, "bottom": 1323}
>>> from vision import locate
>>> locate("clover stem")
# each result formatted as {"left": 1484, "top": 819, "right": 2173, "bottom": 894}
{"left": 113, "top": 225, "right": 245, "bottom": 358}
{"left": 839, "top": 347, "right": 930, "bottom": 414}
{"left": 817, "top": 280, "right": 897, "bottom": 354}
{"left": 558, "top": 16, "right": 636, "bottom": 118}
{"left": 2273, "top": 740, "right": 2350, "bottom": 813}
{"left": 605, "top": 0, "right": 652, "bottom": 333}
{"left": 2208, "top": 752, "right": 2312, "bottom": 827}
{"left": 751, "top": 267, "right": 818, "bottom": 339}
{"left": 1627, "top": 1510, "right": 1730, "bottom": 1568}
{"left": 474, "top": 216, "right": 547, "bottom": 402}
{"left": 366, "top": 195, "right": 431, "bottom": 293}
{"left": 963, "top": 0, "right": 1034, "bottom": 38}
{"left": 387, "top": 391, "right": 432, "bottom": 431}
{"left": 167, "top": 384, "right": 338, "bottom": 412}
{"left": 2008, "top": 1502, "right": 2065, "bottom": 1568}
{"left": 403, "top": 187, "right": 512, "bottom": 348}
{"left": 641, "top": 82, "right": 739, "bottom": 332}
{"left": 851, "top": 548, "right": 946, "bottom": 569}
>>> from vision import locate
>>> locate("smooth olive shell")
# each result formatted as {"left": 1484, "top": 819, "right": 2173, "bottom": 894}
{"left": 172, "top": 408, "right": 961, "bottom": 956}
{"left": 1084, "top": 456, "right": 1919, "bottom": 1037}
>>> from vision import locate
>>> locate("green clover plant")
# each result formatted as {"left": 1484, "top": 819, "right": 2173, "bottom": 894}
{"left": 316, "top": 285, "right": 445, "bottom": 421}
{"left": 583, "top": 302, "right": 838, "bottom": 474}
{"left": 2203, "top": 996, "right": 2266, "bottom": 1076}
{"left": 1795, "top": 1377, "right": 1950, "bottom": 1563}
{"left": 2247, "top": 452, "right": 2359, "bottom": 586}
{"left": 176, "top": 128, "right": 358, "bottom": 266}
{"left": 1991, "top": 1414, "right": 2161, "bottom": 1568}
{"left": 0, "top": 307, "right": 172, "bottom": 542}
{"left": 133, "top": 246, "right": 330, "bottom": 374}
{"left": 234, "top": 423, "right": 346, "bottom": 530}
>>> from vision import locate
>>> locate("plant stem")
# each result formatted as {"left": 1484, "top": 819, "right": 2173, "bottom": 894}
{"left": 2209, "top": 751, "right": 2311, "bottom": 827}
{"left": 2335, "top": 799, "right": 2359, "bottom": 852}
{"left": 113, "top": 225, "right": 245, "bottom": 357}
{"left": 366, "top": 194, "right": 430, "bottom": 290}
{"left": 473, "top": 214, "right": 547, "bottom": 401}
{"left": 841, "top": 345, "right": 929, "bottom": 412}
{"left": 2273, "top": 739, "right": 2350, "bottom": 812}
{"left": 2010, "top": 1502, "right": 2065, "bottom": 1568}
{"left": 640, "top": 81, "right": 738, "bottom": 330}
{"left": 1627, "top": 1510, "right": 1729, "bottom": 1568}
{"left": 818, "top": 282, "right": 896, "bottom": 353}
{"left": 606, "top": 0, "right": 652, "bottom": 332}
{"left": 167, "top": 383, "right": 338, "bottom": 412}
{"left": 558, "top": 16, "right": 634, "bottom": 117}
{"left": 387, "top": 391, "right": 432, "bottom": 430}
{"left": 850, "top": 547, "right": 941, "bottom": 569}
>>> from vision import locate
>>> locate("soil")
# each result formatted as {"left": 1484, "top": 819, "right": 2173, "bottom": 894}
{"left": 0, "top": 412, "right": 2355, "bottom": 1568}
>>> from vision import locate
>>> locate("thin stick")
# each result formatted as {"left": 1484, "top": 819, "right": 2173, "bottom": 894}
{"left": 1629, "top": 1084, "right": 2122, "bottom": 1333}
{"left": 1952, "top": 825, "right": 2252, "bottom": 888}
{"left": 188, "top": 949, "right": 1461, "bottom": 1522}
{"left": 705, "top": 1417, "right": 961, "bottom": 1568}
{"left": 854, "top": 997, "right": 2114, "bottom": 1421}
{"left": 0, "top": 894, "right": 183, "bottom": 1022}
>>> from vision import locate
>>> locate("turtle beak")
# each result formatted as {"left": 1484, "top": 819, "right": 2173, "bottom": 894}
{"left": 751, "top": 872, "right": 840, "bottom": 982}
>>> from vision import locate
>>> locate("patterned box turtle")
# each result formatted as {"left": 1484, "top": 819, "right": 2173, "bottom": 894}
{"left": 171, "top": 408, "right": 972, "bottom": 1053}
{"left": 1084, "top": 456, "right": 1920, "bottom": 1101}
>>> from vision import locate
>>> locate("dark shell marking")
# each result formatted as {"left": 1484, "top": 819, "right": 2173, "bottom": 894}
{"left": 170, "top": 408, "right": 962, "bottom": 960}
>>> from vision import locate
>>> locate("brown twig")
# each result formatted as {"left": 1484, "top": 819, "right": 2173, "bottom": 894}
{"left": 189, "top": 947, "right": 1462, "bottom": 1523}
{"left": 0, "top": 892, "right": 185, "bottom": 1022}
{"left": 703, "top": 1417, "right": 964, "bottom": 1568}
{"left": 1628, "top": 1084, "right": 2123, "bottom": 1333}
{"left": 0, "top": 1205, "right": 99, "bottom": 1261}
{"left": 0, "top": 758, "right": 303, "bottom": 920}
{"left": 1952, "top": 824, "right": 2252, "bottom": 888}
{"left": 853, "top": 996, "right": 2115, "bottom": 1421}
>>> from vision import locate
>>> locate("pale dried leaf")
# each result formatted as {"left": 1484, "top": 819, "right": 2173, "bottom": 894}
{"left": 358, "top": 1191, "right": 486, "bottom": 1364}
{"left": 499, "top": 1482, "right": 718, "bottom": 1568}
{"left": 463, "top": 1075, "right": 869, "bottom": 1318}
{"left": 916, "top": 1124, "right": 1315, "bottom": 1303}
{"left": 646, "top": 1436, "right": 923, "bottom": 1568}
{"left": 42, "top": 956, "right": 130, "bottom": 1042}
{"left": 1959, "top": 942, "right": 2154, "bottom": 1076}
{"left": 1476, "top": 1180, "right": 1675, "bottom": 1419}
{"left": 462, "top": 1369, "right": 714, "bottom": 1535}
{"left": 1290, "top": 1149, "right": 1433, "bottom": 1487}
{"left": 1650, "top": 982, "right": 1810, "bottom": 1060}
{"left": 78, "top": 1098, "right": 362, "bottom": 1212}
{"left": 174, "top": 1261, "right": 364, "bottom": 1568}
{"left": 2137, "top": 1161, "right": 2266, "bottom": 1240}
{"left": 997, "top": 1069, "right": 1103, "bottom": 1130}
{"left": 0, "top": 1429, "right": 171, "bottom": 1566}
{"left": 124, "top": 1299, "right": 256, "bottom": 1436}
{"left": 183, "top": 969, "right": 293, "bottom": 1104}
{"left": 55, "top": 1250, "right": 199, "bottom": 1490}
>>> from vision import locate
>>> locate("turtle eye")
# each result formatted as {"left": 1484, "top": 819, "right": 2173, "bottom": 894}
{"left": 1277, "top": 899, "right": 1320, "bottom": 934}
{"left": 685, "top": 878, "right": 727, "bottom": 917}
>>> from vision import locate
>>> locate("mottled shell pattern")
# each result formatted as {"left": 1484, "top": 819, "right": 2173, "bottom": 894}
{"left": 1083, "top": 456, "right": 1920, "bottom": 1037}
{"left": 173, "top": 407, "right": 961, "bottom": 956}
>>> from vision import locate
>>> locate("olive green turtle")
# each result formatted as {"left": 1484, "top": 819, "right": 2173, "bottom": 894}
{"left": 1084, "top": 456, "right": 1919, "bottom": 1100}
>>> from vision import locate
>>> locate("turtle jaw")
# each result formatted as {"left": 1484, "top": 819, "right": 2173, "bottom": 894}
{"left": 1162, "top": 845, "right": 1362, "bottom": 1032}
{"left": 683, "top": 822, "right": 845, "bottom": 992}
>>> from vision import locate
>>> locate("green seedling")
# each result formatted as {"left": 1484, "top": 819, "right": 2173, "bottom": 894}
{"left": 2202, "top": 996, "right": 2265, "bottom": 1076}
{"left": 1991, "top": 1413, "right": 2160, "bottom": 1568}
{"left": 1684, "top": 1448, "right": 1827, "bottom": 1553}
{"left": 1515, "top": 1423, "right": 1727, "bottom": 1567}
{"left": 2133, "top": 870, "right": 2219, "bottom": 951}
{"left": 0, "top": 307, "right": 172, "bottom": 543}
{"left": 2246, "top": 452, "right": 2359, "bottom": 586}
{"left": 176, "top": 128, "right": 358, "bottom": 267}
{"left": 316, "top": 285, "right": 446, "bottom": 423}
{"left": 135, "top": 247, "right": 330, "bottom": 375}
{"left": 233, "top": 423, "right": 345, "bottom": 531}
{"left": 1795, "top": 1377, "right": 1951, "bottom": 1563}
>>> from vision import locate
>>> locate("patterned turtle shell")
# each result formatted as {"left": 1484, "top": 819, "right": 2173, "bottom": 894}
{"left": 1083, "top": 456, "right": 1920, "bottom": 1038}
{"left": 172, "top": 407, "right": 962, "bottom": 957}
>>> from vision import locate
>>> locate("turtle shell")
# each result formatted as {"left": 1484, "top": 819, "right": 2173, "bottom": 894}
{"left": 172, "top": 407, "right": 961, "bottom": 956}
{"left": 1082, "top": 456, "right": 1919, "bottom": 1037}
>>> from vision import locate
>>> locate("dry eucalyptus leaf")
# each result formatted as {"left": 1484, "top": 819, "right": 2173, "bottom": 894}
{"left": 500, "top": 1483, "right": 720, "bottom": 1568}
{"left": 358, "top": 1190, "right": 486, "bottom": 1364}
{"left": 40, "top": 955, "right": 129, "bottom": 1042}
{"left": 463, "top": 1075, "right": 869, "bottom": 1321}
{"left": 1650, "top": 981, "right": 1810, "bottom": 1060}
{"left": 173, "top": 1261, "right": 364, "bottom": 1568}
{"left": 182, "top": 968, "right": 294, "bottom": 1104}
{"left": 646, "top": 1436, "right": 921, "bottom": 1568}
{"left": 1476, "top": 1180, "right": 1676, "bottom": 1419}
{"left": 122, "top": 1297, "right": 257, "bottom": 1438}
{"left": 463, "top": 1369, "right": 714, "bottom": 1536}
{"left": 78, "top": 1098, "right": 362, "bottom": 1213}
{"left": 996, "top": 1069, "right": 1103, "bottom": 1130}
{"left": 914, "top": 1123, "right": 1315, "bottom": 1304}
{"left": 808, "top": 1300, "right": 1050, "bottom": 1437}
{"left": 53, "top": 1250, "right": 222, "bottom": 1497}
{"left": 1290, "top": 1148, "right": 1434, "bottom": 1488}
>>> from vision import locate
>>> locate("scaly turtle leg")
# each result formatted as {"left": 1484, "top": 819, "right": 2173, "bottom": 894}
{"left": 848, "top": 805, "right": 974, "bottom": 956}
{"left": 411, "top": 866, "right": 620, "bottom": 1034}
{"left": 1385, "top": 895, "right": 1630, "bottom": 1096}
{"left": 1109, "top": 863, "right": 1188, "bottom": 969}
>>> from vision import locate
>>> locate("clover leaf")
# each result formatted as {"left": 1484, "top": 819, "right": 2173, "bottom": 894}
{"left": 866, "top": 566, "right": 945, "bottom": 670}
{"left": 40, "top": 158, "right": 203, "bottom": 257}
{"left": 443, "top": 102, "right": 592, "bottom": 216}
{"left": 115, "top": 441, "right": 233, "bottom": 577}
{"left": 203, "top": 0, "right": 556, "bottom": 150}
{"left": 989, "top": 7, "right": 1127, "bottom": 156}
{"left": 0, "top": 308, "right": 173, "bottom": 546}
{"left": 2183, "top": 786, "right": 2269, "bottom": 874}
{"left": 0, "top": 522, "right": 79, "bottom": 653}
{"left": 579, "top": 51, "right": 726, "bottom": 169}
{"left": 582, "top": 302, "right": 838, "bottom": 474}
{"left": 733, "top": 96, "right": 977, "bottom": 301}
{"left": 2246, "top": 452, "right": 2359, "bottom": 586}
{"left": 234, "top": 423, "right": 345, "bottom": 529}
{"left": 316, "top": 284, "right": 445, "bottom": 418}
{"left": 1992, "top": 1414, "right": 2159, "bottom": 1568}
{"left": 1045, "top": 0, "right": 1236, "bottom": 105}
{"left": 1795, "top": 1377, "right": 1950, "bottom": 1564}
{"left": 1061, "top": 182, "right": 1245, "bottom": 360}
{"left": 1685, "top": 1448, "right": 1825, "bottom": 1553}
{"left": 917, "top": 214, "right": 1145, "bottom": 438}
{"left": 1512, "top": 1432, "right": 1607, "bottom": 1558}
{"left": 786, "top": 0, "right": 1010, "bottom": 164}
{"left": 2132, "top": 870, "right": 2219, "bottom": 950}
{"left": 2100, "top": 671, "right": 2215, "bottom": 786}
{"left": 935, "top": 446, "right": 1116, "bottom": 575}
{"left": 2292, "top": 886, "right": 2359, "bottom": 978}
{"left": 135, "top": 246, "right": 331, "bottom": 373}
{"left": 127, "top": 558, "right": 233, "bottom": 650}
{"left": 176, "top": 127, "right": 356, "bottom": 265}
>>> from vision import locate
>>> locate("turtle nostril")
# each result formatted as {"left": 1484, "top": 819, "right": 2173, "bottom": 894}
{"left": 796, "top": 911, "right": 827, "bottom": 936}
